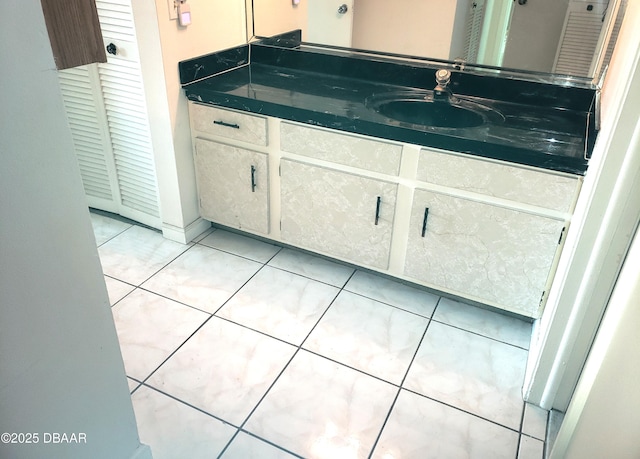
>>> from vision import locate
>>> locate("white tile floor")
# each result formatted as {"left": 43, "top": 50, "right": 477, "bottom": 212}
{"left": 91, "top": 211, "right": 548, "bottom": 459}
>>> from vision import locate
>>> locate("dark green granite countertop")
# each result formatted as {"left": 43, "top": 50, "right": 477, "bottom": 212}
{"left": 180, "top": 33, "right": 597, "bottom": 175}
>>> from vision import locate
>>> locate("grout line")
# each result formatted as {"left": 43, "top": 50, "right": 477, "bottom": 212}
{"left": 134, "top": 382, "right": 242, "bottom": 429}
{"left": 367, "top": 296, "right": 439, "bottom": 458}
{"left": 401, "top": 386, "right": 524, "bottom": 435}
{"left": 102, "top": 216, "right": 532, "bottom": 458}
{"left": 195, "top": 238, "right": 284, "bottom": 265}
{"left": 133, "top": 242, "right": 197, "bottom": 288}
{"left": 134, "top": 285, "right": 217, "bottom": 316}
{"left": 240, "top": 430, "right": 306, "bottom": 459}
{"left": 95, "top": 224, "right": 134, "bottom": 248}
{"left": 218, "top": 270, "right": 353, "bottom": 456}
{"left": 341, "top": 285, "right": 438, "bottom": 320}
{"left": 515, "top": 400, "right": 527, "bottom": 459}
{"left": 429, "top": 317, "right": 531, "bottom": 351}
{"left": 133, "top": 259, "right": 273, "bottom": 389}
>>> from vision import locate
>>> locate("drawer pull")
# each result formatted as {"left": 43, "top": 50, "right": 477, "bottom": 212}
{"left": 250, "top": 165, "right": 256, "bottom": 192}
{"left": 421, "top": 207, "right": 429, "bottom": 237}
{"left": 374, "top": 196, "right": 382, "bottom": 225}
{"left": 213, "top": 120, "right": 240, "bottom": 129}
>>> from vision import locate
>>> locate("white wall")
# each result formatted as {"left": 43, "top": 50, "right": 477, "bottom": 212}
{"left": 550, "top": 224, "right": 640, "bottom": 458}
{"left": 0, "top": 2, "right": 148, "bottom": 458}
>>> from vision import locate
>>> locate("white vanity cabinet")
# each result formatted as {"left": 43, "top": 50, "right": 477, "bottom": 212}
{"left": 280, "top": 158, "right": 398, "bottom": 270}
{"left": 404, "top": 189, "right": 566, "bottom": 317}
{"left": 187, "top": 102, "right": 583, "bottom": 318}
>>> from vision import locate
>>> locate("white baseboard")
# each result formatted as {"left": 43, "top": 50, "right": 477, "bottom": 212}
{"left": 161, "top": 217, "right": 211, "bottom": 244}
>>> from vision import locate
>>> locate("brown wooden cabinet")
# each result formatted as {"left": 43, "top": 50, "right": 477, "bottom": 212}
{"left": 40, "top": 0, "right": 106, "bottom": 69}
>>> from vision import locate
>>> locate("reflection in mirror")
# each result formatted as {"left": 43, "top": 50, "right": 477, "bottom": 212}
{"left": 250, "top": 0, "right": 627, "bottom": 80}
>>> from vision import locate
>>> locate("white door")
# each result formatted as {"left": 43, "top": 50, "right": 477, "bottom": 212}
{"left": 280, "top": 158, "right": 397, "bottom": 270}
{"left": 194, "top": 139, "right": 270, "bottom": 235}
{"left": 58, "top": 0, "right": 161, "bottom": 229}
{"left": 404, "top": 189, "right": 565, "bottom": 317}
{"left": 502, "top": 0, "right": 571, "bottom": 73}
{"left": 306, "top": 0, "right": 354, "bottom": 47}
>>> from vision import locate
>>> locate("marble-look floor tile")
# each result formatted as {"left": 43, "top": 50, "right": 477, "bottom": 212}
{"left": 111, "top": 289, "right": 209, "bottom": 381}
{"left": 142, "top": 244, "right": 262, "bottom": 314}
{"left": 434, "top": 297, "right": 532, "bottom": 349}
{"left": 199, "top": 229, "right": 281, "bottom": 263}
{"left": 244, "top": 350, "right": 397, "bottom": 459}
{"left": 98, "top": 225, "right": 190, "bottom": 285}
{"left": 268, "top": 248, "right": 355, "bottom": 287}
{"left": 372, "top": 389, "right": 519, "bottom": 459}
{"left": 217, "top": 266, "right": 339, "bottom": 345}
{"left": 518, "top": 435, "right": 545, "bottom": 459}
{"left": 148, "top": 317, "right": 296, "bottom": 425}
{"left": 522, "top": 402, "right": 548, "bottom": 441}
{"left": 304, "top": 291, "right": 428, "bottom": 384}
{"left": 344, "top": 270, "right": 439, "bottom": 318}
{"left": 104, "top": 276, "right": 135, "bottom": 306}
{"left": 403, "top": 321, "right": 526, "bottom": 430}
{"left": 131, "top": 385, "right": 236, "bottom": 459}
{"left": 221, "top": 432, "right": 300, "bottom": 459}
{"left": 90, "top": 212, "right": 132, "bottom": 246}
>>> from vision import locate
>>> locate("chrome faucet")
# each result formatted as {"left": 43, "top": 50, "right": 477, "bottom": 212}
{"left": 433, "top": 69, "right": 454, "bottom": 102}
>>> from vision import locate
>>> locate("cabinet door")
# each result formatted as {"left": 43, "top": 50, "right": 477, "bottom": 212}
{"left": 194, "top": 139, "right": 269, "bottom": 234}
{"left": 280, "top": 159, "right": 397, "bottom": 270}
{"left": 404, "top": 189, "right": 565, "bottom": 317}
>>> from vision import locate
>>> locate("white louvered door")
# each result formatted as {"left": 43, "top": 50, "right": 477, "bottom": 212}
{"left": 59, "top": 0, "right": 161, "bottom": 228}
{"left": 553, "top": 1, "right": 608, "bottom": 76}
{"left": 462, "top": 0, "right": 485, "bottom": 63}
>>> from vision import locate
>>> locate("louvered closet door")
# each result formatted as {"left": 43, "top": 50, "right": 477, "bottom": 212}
{"left": 58, "top": 0, "right": 161, "bottom": 229}
{"left": 553, "top": 1, "right": 608, "bottom": 77}
{"left": 463, "top": 0, "right": 485, "bottom": 63}
{"left": 59, "top": 65, "right": 120, "bottom": 213}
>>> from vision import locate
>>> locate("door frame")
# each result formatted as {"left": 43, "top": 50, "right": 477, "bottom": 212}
{"left": 523, "top": 0, "right": 640, "bottom": 412}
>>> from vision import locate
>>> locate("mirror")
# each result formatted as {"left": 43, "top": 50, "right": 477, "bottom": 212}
{"left": 249, "top": 0, "right": 627, "bottom": 80}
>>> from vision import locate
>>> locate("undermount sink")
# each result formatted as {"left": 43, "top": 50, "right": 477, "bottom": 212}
{"left": 366, "top": 91, "right": 504, "bottom": 129}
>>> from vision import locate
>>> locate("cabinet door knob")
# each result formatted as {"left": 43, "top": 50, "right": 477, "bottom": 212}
{"left": 250, "top": 165, "right": 257, "bottom": 192}
{"left": 374, "top": 196, "right": 381, "bottom": 225}
{"left": 421, "top": 207, "right": 429, "bottom": 237}
{"left": 338, "top": 4, "right": 348, "bottom": 14}
{"left": 106, "top": 43, "right": 117, "bottom": 55}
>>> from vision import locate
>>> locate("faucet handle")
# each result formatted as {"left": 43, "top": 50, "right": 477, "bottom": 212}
{"left": 435, "top": 69, "right": 451, "bottom": 87}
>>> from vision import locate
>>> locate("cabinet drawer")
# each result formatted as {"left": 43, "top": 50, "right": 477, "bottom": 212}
{"left": 281, "top": 122, "right": 402, "bottom": 175}
{"left": 190, "top": 103, "right": 268, "bottom": 146}
{"left": 417, "top": 149, "right": 580, "bottom": 212}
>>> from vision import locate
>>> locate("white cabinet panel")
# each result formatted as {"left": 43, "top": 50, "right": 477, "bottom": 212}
{"left": 404, "top": 189, "right": 565, "bottom": 317}
{"left": 190, "top": 104, "right": 268, "bottom": 146}
{"left": 280, "top": 159, "right": 397, "bottom": 269}
{"left": 281, "top": 122, "right": 402, "bottom": 175}
{"left": 417, "top": 149, "right": 580, "bottom": 212}
{"left": 194, "top": 139, "right": 269, "bottom": 234}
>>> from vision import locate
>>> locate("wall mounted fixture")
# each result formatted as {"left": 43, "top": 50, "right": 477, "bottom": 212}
{"left": 177, "top": 0, "right": 191, "bottom": 27}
